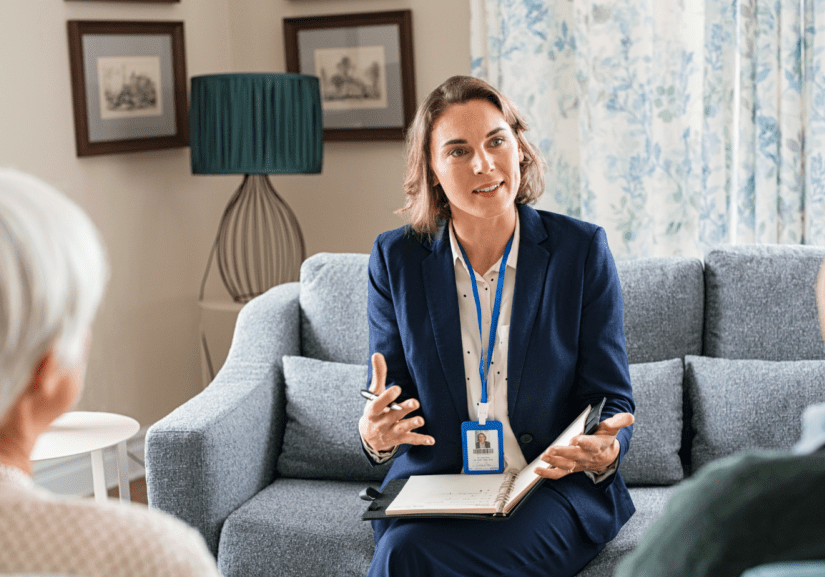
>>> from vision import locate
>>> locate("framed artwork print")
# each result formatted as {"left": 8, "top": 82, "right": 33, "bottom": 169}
{"left": 67, "top": 20, "right": 188, "bottom": 157}
{"left": 284, "top": 10, "right": 416, "bottom": 141}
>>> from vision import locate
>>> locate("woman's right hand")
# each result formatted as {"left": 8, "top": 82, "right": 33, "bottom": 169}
{"left": 359, "top": 352, "right": 435, "bottom": 452}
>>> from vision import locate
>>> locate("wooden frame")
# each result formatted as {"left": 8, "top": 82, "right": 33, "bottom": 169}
{"left": 67, "top": 20, "right": 188, "bottom": 157}
{"left": 284, "top": 10, "right": 416, "bottom": 142}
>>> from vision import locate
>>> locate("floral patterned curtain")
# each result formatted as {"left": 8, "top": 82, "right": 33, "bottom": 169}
{"left": 471, "top": 0, "right": 825, "bottom": 258}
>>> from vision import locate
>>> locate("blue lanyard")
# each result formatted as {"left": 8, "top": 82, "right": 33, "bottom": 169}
{"left": 456, "top": 231, "right": 514, "bottom": 407}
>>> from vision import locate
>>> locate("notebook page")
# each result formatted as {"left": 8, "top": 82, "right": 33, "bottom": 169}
{"left": 503, "top": 405, "right": 591, "bottom": 514}
{"left": 386, "top": 472, "right": 509, "bottom": 515}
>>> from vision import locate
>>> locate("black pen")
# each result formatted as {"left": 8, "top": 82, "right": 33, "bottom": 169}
{"left": 360, "top": 389, "right": 404, "bottom": 411}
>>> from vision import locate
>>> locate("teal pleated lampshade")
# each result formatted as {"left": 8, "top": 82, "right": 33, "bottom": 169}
{"left": 190, "top": 73, "right": 323, "bottom": 175}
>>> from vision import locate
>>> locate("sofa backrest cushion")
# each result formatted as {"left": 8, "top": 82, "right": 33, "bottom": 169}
{"left": 686, "top": 355, "right": 825, "bottom": 473}
{"left": 616, "top": 257, "right": 704, "bottom": 364}
{"left": 621, "top": 359, "right": 685, "bottom": 486}
{"left": 704, "top": 245, "right": 825, "bottom": 361}
{"left": 299, "top": 253, "right": 370, "bottom": 365}
{"left": 299, "top": 252, "right": 704, "bottom": 368}
{"left": 277, "top": 355, "right": 392, "bottom": 481}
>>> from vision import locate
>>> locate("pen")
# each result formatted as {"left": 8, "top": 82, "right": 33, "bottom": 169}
{"left": 360, "top": 389, "right": 404, "bottom": 411}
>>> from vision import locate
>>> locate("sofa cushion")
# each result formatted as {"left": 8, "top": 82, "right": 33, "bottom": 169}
{"left": 277, "top": 356, "right": 391, "bottom": 481}
{"left": 704, "top": 245, "right": 825, "bottom": 361}
{"left": 219, "top": 480, "right": 675, "bottom": 577}
{"left": 576, "top": 486, "right": 675, "bottom": 576}
{"left": 620, "top": 359, "right": 684, "bottom": 486}
{"left": 299, "top": 253, "right": 370, "bottom": 365}
{"left": 686, "top": 355, "right": 825, "bottom": 472}
{"left": 615, "top": 257, "right": 704, "bottom": 364}
{"left": 219, "top": 478, "right": 376, "bottom": 577}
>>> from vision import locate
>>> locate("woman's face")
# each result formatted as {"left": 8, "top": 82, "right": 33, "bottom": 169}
{"left": 478, "top": 433, "right": 486, "bottom": 443}
{"left": 429, "top": 99, "right": 524, "bottom": 225}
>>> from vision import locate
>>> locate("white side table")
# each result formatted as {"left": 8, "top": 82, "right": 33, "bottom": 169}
{"left": 31, "top": 411, "right": 140, "bottom": 504}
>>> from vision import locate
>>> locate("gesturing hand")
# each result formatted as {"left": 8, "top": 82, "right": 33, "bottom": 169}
{"left": 359, "top": 352, "right": 435, "bottom": 452}
{"left": 535, "top": 412, "right": 634, "bottom": 480}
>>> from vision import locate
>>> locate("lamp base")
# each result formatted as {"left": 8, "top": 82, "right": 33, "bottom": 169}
{"left": 201, "top": 174, "right": 305, "bottom": 303}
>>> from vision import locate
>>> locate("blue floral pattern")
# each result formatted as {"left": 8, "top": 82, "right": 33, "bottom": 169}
{"left": 471, "top": 0, "right": 825, "bottom": 257}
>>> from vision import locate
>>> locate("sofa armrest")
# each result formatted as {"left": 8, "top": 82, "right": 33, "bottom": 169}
{"left": 145, "top": 283, "right": 300, "bottom": 556}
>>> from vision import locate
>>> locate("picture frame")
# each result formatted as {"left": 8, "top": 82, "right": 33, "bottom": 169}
{"left": 67, "top": 20, "right": 188, "bottom": 157}
{"left": 284, "top": 10, "right": 416, "bottom": 142}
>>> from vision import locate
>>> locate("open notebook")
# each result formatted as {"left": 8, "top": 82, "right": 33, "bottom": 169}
{"left": 362, "top": 401, "right": 603, "bottom": 521}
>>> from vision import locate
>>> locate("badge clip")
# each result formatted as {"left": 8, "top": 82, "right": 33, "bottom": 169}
{"left": 477, "top": 402, "right": 489, "bottom": 426}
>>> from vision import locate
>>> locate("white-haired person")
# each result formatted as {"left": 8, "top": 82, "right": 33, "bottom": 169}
{"left": 0, "top": 169, "right": 222, "bottom": 577}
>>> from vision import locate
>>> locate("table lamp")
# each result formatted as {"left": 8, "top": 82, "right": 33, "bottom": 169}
{"left": 190, "top": 73, "right": 323, "bottom": 303}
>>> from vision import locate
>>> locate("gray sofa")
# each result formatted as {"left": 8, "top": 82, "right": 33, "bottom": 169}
{"left": 146, "top": 243, "right": 825, "bottom": 577}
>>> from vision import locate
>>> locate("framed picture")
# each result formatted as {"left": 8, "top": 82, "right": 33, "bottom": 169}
{"left": 284, "top": 10, "right": 416, "bottom": 142}
{"left": 67, "top": 21, "right": 188, "bottom": 157}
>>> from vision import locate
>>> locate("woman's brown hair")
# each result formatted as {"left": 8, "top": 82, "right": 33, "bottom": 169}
{"left": 398, "top": 75, "right": 545, "bottom": 236}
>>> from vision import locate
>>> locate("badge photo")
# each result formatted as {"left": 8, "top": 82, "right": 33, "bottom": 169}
{"left": 461, "top": 420, "right": 504, "bottom": 474}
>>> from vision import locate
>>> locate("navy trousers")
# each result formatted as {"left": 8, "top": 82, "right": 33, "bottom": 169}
{"left": 367, "top": 484, "right": 606, "bottom": 577}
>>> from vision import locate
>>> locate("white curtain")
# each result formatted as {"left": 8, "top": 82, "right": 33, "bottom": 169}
{"left": 471, "top": 0, "right": 825, "bottom": 258}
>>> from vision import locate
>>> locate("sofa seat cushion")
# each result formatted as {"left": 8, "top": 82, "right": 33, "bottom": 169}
{"left": 686, "top": 356, "right": 825, "bottom": 472}
{"left": 277, "top": 356, "right": 391, "bottom": 481}
{"left": 218, "top": 478, "right": 377, "bottom": 577}
{"left": 218, "top": 481, "right": 673, "bottom": 577}
{"left": 621, "top": 359, "right": 684, "bottom": 485}
{"left": 575, "top": 486, "right": 675, "bottom": 576}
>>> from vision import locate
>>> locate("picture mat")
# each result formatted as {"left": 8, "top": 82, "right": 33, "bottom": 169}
{"left": 82, "top": 34, "right": 177, "bottom": 142}
{"left": 297, "top": 24, "right": 402, "bottom": 129}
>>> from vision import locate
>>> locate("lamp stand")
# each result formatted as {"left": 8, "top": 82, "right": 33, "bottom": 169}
{"left": 200, "top": 174, "right": 305, "bottom": 303}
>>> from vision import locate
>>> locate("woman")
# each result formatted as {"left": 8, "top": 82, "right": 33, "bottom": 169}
{"left": 476, "top": 432, "right": 490, "bottom": 449}
{"left": 0, "top": 169, "right": 221, "bottom": 577}
{"left": 359, "top": 76, "right": 635, "bottom": 576}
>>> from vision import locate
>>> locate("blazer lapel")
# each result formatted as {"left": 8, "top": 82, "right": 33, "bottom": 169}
{"left": 421, "top": 226, "right": 471, "bottom": 423}
{"left": 508, "top": 205, "right": 551, "bottom": 417}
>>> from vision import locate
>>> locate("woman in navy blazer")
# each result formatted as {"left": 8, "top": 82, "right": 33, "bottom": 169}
{"left": 359, "top": 76, "right": 635, "bottom": 577}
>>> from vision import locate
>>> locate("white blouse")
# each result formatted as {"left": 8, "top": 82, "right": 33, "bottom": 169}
{"left": 448, "top": 214, "right": 528, "bottom": 471}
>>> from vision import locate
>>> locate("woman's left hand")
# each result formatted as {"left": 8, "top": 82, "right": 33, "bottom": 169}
{"left": 535, "top": 413, "right": 635, "bottom": 480}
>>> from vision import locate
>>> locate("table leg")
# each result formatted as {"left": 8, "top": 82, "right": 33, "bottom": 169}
{"left": 116, "top": 441, "right": 131, "bottom": 503}
{"left": 90, "top": 449, "right": 107, "bottom": 504}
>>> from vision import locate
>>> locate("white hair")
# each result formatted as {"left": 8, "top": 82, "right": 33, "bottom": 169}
{"left": 0, "top": 169, "right": 109, "bottom": 419}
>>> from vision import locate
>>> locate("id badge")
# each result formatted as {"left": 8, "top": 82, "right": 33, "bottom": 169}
{"left": 461, "top": 420, "right": 504, "bottom": 474}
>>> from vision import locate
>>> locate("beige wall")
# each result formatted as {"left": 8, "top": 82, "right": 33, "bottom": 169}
{"left": 0, "top": 1, "right": 470, "bottom": 427}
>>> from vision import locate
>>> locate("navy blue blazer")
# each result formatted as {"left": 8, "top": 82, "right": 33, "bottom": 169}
{"left": 366, "top": 204, "right": 636, "bottom": 544}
